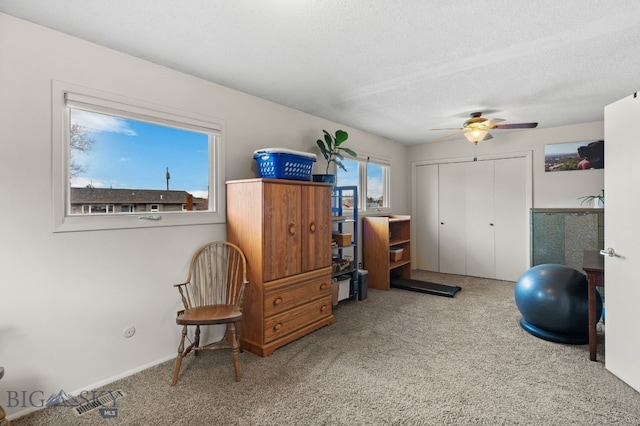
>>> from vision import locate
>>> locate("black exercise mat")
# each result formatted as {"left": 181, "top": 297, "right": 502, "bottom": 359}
{"left": 390, "top": 278, "right": 461, "bottom": 298}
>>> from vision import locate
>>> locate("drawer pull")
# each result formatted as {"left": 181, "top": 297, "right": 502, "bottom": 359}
{"left": 309, "top": 222, "right": 316, "bottom": 233}
{"left": 273, "top": 297, "right": 283, "bottom": 306}
{"left": 288, "top": 223, "right": 296, "bottom": 236}
{"left": 319, "top": 283, "right": 327, "bottom": 290}
{"left": 273, "top": 323, "right": 282, "bottom": 332}
{"left": 320, "top": 304, "right": 328, "bottom": 313}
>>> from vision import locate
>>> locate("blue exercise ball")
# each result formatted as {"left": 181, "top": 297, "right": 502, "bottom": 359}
{"left": 514, "top": 264, "right": 603, "bottom": 344}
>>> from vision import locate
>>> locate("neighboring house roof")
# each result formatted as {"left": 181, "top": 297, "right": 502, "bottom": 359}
{"left": 70, "top": 187, "right": 202, "bottom": 205}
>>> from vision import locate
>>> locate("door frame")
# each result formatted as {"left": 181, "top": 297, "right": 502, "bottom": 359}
{"left": 410, "top": 150, "right": 533, "bottom": 274}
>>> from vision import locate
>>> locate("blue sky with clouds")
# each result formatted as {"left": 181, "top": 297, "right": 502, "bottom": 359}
{"left": 71, "top": 109, "right": 209, "bottom": 198}
{"left": 338, "top": 158, "right": 383, "bottom": 201}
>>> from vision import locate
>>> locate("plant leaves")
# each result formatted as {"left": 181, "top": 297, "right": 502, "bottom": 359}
{"left": 316, "top": 140, "right": 329, "bottom": 159}
{"left": 340, "top": 147, "right": 357, "bottom": 157}
{"left": 335, "top": 130, "right": 348, "bottom": 145}
{"left": 324, "top": 133, "right": 334, "bottom": 151}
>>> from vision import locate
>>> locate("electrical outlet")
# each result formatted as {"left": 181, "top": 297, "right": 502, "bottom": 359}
{"left": 123, "top": 326, "right": 136, "bottom": 338}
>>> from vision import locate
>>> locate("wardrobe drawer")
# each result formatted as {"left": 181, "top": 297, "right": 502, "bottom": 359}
{"left": 263, "top": 296, "right": 332, "bottom": 343}
{"left": 264, "top": 269, "right": 331, "bottom": 317}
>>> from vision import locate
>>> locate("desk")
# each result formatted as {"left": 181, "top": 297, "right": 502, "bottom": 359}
{"left": 583, "top": 250, "right": 604, "bottom": 361}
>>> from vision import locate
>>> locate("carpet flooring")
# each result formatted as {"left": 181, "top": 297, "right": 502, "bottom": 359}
{"left": 12, "top": 270, "right": 640, "bottom": 425}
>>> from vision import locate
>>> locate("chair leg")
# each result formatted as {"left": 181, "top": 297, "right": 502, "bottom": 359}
{"left": 230, "top": 322, "right": 241, "bottom": 381}
{"left": 0, "top": 405, "right": 10, "bottom": 426}
{"left": 194, "top": 325, "right": 201, "bottom": 356}
{"left": 0, "top": 367, "right": 8, "bottom": 425}
{"left": 171, "top": 325, "right": 188, "bottom": 386}
{"left": 0, "top": 403, "right": 10, "bottom": 426}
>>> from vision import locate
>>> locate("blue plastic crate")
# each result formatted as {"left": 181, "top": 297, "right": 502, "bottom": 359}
{"left": 253, "top": 149, "right": 317, "bottom": 181}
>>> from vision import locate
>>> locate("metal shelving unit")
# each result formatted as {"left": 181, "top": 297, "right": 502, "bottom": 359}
{"left": 331, "top": 186, "right": 358, "bottom": 301}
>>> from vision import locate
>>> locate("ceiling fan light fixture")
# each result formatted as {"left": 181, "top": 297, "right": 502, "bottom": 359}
{"left": 464, "top": 129, "right": 491, "bottom": 143}
{"left": 464, "top": 112, "right": 489, "bottom": 128}
{"left": 431, "top": 112, "right": 536, "bottom": 142}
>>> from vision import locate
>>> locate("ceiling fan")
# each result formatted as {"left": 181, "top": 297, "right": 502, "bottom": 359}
{"left": 432, "top": 112, "right": 538, "bottom": 143}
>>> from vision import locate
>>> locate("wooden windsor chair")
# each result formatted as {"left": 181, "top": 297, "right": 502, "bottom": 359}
{"left": 171, "top": 241, "right": 248, "bottom": 386}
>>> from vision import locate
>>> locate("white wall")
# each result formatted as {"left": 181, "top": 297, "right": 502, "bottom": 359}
{"left": 0, "top": 13, "right": 408, "bottom": 419}
{"left": 408, "top": 121, "right": 605, "bottom": 208}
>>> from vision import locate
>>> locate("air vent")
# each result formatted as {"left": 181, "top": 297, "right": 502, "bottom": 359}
{"left": 74, "top": 389, "right": 125, "bottom": 416}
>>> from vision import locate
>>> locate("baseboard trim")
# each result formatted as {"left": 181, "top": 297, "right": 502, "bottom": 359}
{"left": 7, "top": 353, "right": 176, "bottom": 421}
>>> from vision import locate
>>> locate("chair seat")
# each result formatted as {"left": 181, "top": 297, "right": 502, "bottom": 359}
{"left": 176, "top": 305, "right": 242, "bottom": 325}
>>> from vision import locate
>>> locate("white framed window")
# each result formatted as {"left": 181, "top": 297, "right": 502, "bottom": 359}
{"left": 52, "top": 81, "right": 225, "bottom": 232}
{"left": 337, "top": 155, "right": 391, "bottom": 213}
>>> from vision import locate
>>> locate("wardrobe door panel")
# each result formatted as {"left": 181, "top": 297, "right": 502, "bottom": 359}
{"left": 301, "top": 185, "right": 332, "bottom": 272}
{"left": 263, "top": 183, "right": 302, "bottom": 281}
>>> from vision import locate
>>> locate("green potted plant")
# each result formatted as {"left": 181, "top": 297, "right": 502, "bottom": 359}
{"left": 312, "top": 129, "right": 357, "bottom": 184}
{"left": 578, "top": 190, "right": 604, "bottom": 208}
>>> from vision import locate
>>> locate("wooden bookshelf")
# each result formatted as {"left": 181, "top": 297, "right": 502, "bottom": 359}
{"left": 362, "top": 215, "right": 411, "bottom": 290}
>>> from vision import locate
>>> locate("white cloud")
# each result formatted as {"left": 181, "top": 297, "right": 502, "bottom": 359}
{"left": 70, "top": 176, "right": 109, "bottom": 188}
{"left": 190, "top": 190, "right": 209, "bottom": 199}
{"left": 367, "top": 176, "right": 382, "bottom": 198}
{"left": 72, "top": 110, "right": 137, "bottom": 136}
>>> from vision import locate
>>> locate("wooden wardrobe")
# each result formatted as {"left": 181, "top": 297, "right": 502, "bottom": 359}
{"left": 226, "top": 178, "right": 334, "bottom": 356}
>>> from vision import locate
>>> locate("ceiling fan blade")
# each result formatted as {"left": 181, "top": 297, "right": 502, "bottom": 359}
{"left": 431, "top": 131, "right": 464, "bottom": 142}
{"left": 493, "top": 122, "right": 538, "bottom": 129}
{"left": 430, "top": 127, "right": 464, "bottom": 131}
{"left": 485, "top": 118, "right": 506, "bottom": 126}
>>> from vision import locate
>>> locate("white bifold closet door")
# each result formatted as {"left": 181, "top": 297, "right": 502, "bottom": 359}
{"left": 438, "top": 161, "right": 468, "bottom": 275}
{"left": 415, "top": 164, "right": 439, "bottom": 272}
{"left": 416, "top": 156, "right": 527, "bottom": 281}
{"left": 493, "top": 157, "right": 528, "bottom": 281}
{"left": 464, "top": 160, "right": 496, "bottom": 278}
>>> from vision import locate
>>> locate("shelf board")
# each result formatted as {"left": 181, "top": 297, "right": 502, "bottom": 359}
{"left": 332, "top": 244, "right": 355, "bottom": 250}
{"left": 332, "top": 219, "right": 355, "bottom": 224}
{"left": 332, "top": 268, "right": 356, "bottom": 278}
{"left": 389, "top": 259, "right": 411, "bottom": 270}
{"left": 389, "top": 238, "right": 410, "bottom": 246}
{"left": 388, "top": 215, "right": 411, "bottom": 223}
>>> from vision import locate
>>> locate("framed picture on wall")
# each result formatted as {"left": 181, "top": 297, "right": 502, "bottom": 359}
{"left": 544, "top": 140, "right": 604, "bottom": 172}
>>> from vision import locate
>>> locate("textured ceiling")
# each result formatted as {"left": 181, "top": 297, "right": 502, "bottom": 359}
{"left": 2, "top": 1, "right": 640, "bottom": 145}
